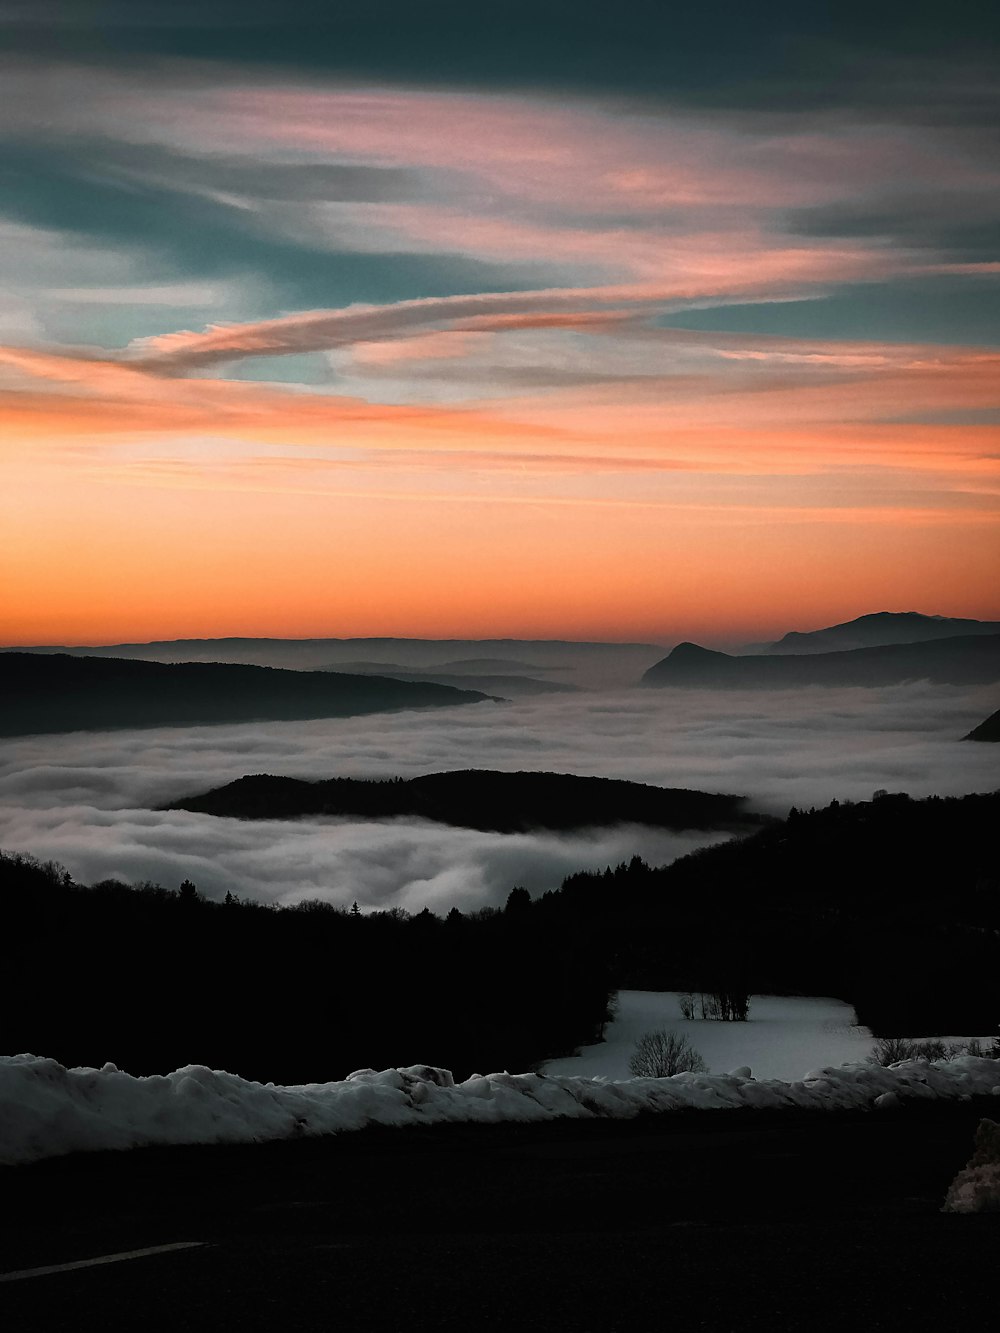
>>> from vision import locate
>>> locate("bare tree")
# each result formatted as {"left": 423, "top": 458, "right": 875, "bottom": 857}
{"left": 698, "top": 990, "right": 750, "bottom": 1021}
{"left": 628, "top": 1028, "right": 708, "bottom": 1078}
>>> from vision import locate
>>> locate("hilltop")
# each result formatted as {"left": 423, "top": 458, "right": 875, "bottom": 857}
{"left": 642, "top": 633, "right": 1000, "bottom": 689}
{"left": 162, "top": 769, "right": 750, "bottom": 834}
{"left": 759, "top": 611, "right": 1000, "bottom": 655}
{"left": 0, "top": 653, "right": 496, "bottom": 738}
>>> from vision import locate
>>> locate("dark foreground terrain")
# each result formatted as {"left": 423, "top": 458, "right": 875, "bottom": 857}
{"left": 2, "top": 1099, "right": 996, "bottom": 1331}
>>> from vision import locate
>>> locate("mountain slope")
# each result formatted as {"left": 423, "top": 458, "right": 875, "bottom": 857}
{"left": 965, "top": 707, "right": 1000, "bottom": 741}
{"left": 2, "top": 637, "right": 664, "bottom": 688}
{"left": 0, "top": 653, "right": 496, "bottom": 737}
{"left": 163, "top": 769, "right": 750, "bottom": 834}
{"left": 642, "top": 634, "right": 1000, "bottom": 689}
{"left": 765, "top": 612, "right": 1000, "bottom": 655}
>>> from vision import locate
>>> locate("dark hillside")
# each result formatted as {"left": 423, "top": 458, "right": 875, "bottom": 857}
{"left": 3, "top": 793, "right": 996, "bottom": 1083}
{"left": 550, "top": 791, "right": 1000, "bottom": 1034}
{"left": 965, "top": 707, "right": 1000, "bottom": 741}
{"left": 0, "top": 854, "right": 611, "bottom": 1084}
{"left": 0, "top": 653, "right": 496, "bottom": 737}
{"left": 767, "top": 610, "right": 1000, "bottom": 655}
{"left": 642, "top": 633, "right": 1000, "bottom": 688}
{"left": 163, "top": 770, "right": 750, "bottom": 834}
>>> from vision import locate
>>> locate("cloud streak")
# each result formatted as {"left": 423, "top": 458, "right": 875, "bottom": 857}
{"left": 1, "top": 42, "right": 997, "bottom": 643}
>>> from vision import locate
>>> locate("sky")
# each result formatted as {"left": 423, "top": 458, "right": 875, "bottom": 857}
{"left": 1, "top": 1, "right": 998, "bottom": 646}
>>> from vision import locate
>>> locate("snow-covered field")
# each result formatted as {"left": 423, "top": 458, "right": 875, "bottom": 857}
{"left": 543, "top": 992, "right": 877, "bottom": 1082}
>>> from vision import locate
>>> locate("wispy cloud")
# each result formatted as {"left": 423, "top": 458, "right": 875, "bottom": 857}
{"left": 1, "top": 43, "right": 997, "bottom": 642}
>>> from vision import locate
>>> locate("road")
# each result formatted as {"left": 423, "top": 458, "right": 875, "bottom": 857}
{"left": 2, "top": 1097, "right": 997, "bottom": 1330}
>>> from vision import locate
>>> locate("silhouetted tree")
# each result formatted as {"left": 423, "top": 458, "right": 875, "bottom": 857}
{"left": 628, "top": 1029, "right": 707, "bottom": 1077}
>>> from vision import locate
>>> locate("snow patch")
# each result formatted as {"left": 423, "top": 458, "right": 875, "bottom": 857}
{"left": 2, "top": 1052, "right": 998, "bottom": 1167}
{"left": 542, "top": 992, "right": 877, "bottom": 1082}
{"left": 943, "top": 1118, "right": 1000, "bottom": 1214}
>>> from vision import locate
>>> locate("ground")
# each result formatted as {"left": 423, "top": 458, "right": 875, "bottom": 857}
{"left": 1, "top": 1098, "right": 996, "bottom": 1330}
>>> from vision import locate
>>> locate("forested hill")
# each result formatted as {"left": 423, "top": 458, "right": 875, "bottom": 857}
{"left": 642, "top": 633, "right": 1000, "bottom": 688}
{"left": 552, "top": 790, "right": 1000, "bottom": 1034}
{"left": 0, "top": 653, "right": 497, "bottom": 737}
{"left": 2, "top": 792, "right": 996, "bottom": 1083}
{"left": 0, "top": 852, "right": 612, "bottom": 1085}
{"left": 162, "top": 770, "right": 750, "bottom": 833}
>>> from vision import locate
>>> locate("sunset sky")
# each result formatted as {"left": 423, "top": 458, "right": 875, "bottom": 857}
{"left": 2, "top": 1, "right": 998, "bottom": 646}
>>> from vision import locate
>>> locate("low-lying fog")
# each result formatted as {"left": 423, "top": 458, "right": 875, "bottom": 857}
{"left": 2, "top": 682, "right": 997, "bottom": 912}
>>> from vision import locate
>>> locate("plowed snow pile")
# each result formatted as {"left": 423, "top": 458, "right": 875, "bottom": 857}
{"left": 2, "top": 1053, "right": 999, "bottom": 1167}
{"left": 943, "top": 1118, "right": 1000, "bottom": 1213}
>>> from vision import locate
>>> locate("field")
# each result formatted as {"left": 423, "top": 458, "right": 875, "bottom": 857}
{"left": 542, "top": 991, "right": 986, "bottom": 1082}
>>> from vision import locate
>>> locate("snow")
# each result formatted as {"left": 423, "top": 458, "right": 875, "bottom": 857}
{"left": 943, "top": 1118, "right": 1000, "bottom": 1214}
{"left": 2, "top": 1051, "right": 999, "bottom": 1168}
{"left": 542, "top": 992, "right": 877, "bottom": 1082}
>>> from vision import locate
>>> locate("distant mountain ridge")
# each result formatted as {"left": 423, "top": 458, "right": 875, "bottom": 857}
{"left": 163, "top": 769, "right": 751, "bottom": 834}
{"left": 1, "top": 636, "right": 664, "bottom": 690}
{"left": 0, "top": 653, "right": 496, "bottom": 738}
{"left": 761, "top": 611, "right": 1000, "bottom": 655}
{"left": 965, "top": 708, "right": 1000, "bottom": 742}
{"left": 318, "top": 665, "right": 577, "bottom": 697}
{"left": 642, "top": 633, "right": 1000, "bottom": 689}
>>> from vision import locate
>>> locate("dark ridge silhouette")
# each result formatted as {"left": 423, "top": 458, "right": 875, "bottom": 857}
{"left": 551, "top": 790, "right": 1000, "bottom": 1036}
{"left": 0, "top": 653, "right": 498, "bottom": 738}
{"left": 319, "top": 666, "right": 578, "bottom": 697}
{"left": 330, "top": 657, "right": 564, "bottom": 675}
{"left": 765, "top": 611, "right": 1000, "bottom": 655}
{"left": 1, "top": 636, "right": 665, "bottom": 689}
{"left": 642, "top": 633, "right": 1000, "bottom": 689}
{"left": 965, "top": 707, "right": 1000, "bottom": 741}
{"left": 0, "top": 852, "right": 613, "bottom": 1085}
{"left": 162, "top": 770, "right": 750, "bottom": 834}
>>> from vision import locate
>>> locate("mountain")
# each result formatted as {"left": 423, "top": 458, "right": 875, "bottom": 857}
{"left": 2, "top": 637, "right": 665, "bottom": 689}
{"left": 0, "top": 653, "right": 497, "bottom": 738}
{"left": 319, "top": 665, "right": 577, "bottom": 697}
{"left": 761, "top": 612, "right": 1000, "bottom": 656}
{"left": 641, "top": 634, "right": 1000, "bottom": 689}
{"left": 965, "top": 708, "right": 1000, "bottom": 741}
{"left": 162, "top": 769, "right": 750, "bottom": 834}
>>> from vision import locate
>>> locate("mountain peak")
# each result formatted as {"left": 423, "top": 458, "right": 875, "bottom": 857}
{"left": 668, "top": 641, "right": 731, "bottom": 661}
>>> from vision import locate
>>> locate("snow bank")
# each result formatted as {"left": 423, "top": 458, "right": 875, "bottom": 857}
{"left": 943, "top": 1118, "right": 1000, "bottom": 1214}
{"left": 2, "top": 1052, "right": 1000, "bottom": 1167}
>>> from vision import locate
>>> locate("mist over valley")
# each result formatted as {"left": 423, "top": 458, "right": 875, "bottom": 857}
{"left": 2, "top": 669, "right": 996, "bottom": 912}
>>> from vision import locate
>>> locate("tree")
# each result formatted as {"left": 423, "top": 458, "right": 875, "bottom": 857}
{"left": 628, "top": 1028, "right": 708, "bottom": 1078}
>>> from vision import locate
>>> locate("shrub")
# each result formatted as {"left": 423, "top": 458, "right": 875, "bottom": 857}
{"left": 870, "top": 1036, "right": 996, "bottom": 1066}
{"left": 869, "top": 1036, "right": 918, "bottom": 1066}
{"left": 628, "top": 1028, "right": 708, "bottom": 1078}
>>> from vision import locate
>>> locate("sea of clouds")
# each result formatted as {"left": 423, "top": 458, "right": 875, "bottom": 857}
{"left": 2, "top": 682, "right": 997, "bottom": 912}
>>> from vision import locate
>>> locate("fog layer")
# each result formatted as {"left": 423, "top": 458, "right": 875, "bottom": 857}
{"left": 2, "top": 683, "right": 997, "bottom": 911}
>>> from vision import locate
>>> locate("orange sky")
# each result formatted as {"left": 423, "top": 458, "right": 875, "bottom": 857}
{"left": 2, "top": 332, "right": 997, "bottom": 645}
{"left": 2, "top": 71, "right": 998, "bottom": 646}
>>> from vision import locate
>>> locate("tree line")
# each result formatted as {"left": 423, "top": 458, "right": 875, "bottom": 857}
{"left": 2, "top": 789, "right": 996, "bottom": 1083}
{"left": 0, "top": 856, "right": 612, "bottom": 1084}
